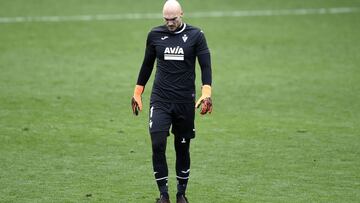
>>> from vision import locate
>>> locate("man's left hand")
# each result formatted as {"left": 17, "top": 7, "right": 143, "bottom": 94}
{"left": 195, "top": 85, "right": 212, "bottom": 115}
{"left": 196, "top": 97, "right": 212, "bottom": 115}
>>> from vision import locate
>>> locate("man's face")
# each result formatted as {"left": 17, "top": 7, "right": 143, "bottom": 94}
{"left": 164, "top": 15, "right": 182, "bottom": 32}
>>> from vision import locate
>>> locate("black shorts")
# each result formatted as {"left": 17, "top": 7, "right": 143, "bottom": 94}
{"left": 149, "top": 101, "right": 195, "bottom": 139}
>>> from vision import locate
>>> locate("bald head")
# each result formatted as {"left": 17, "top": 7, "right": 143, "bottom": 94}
{"left": 163, "top": 0, "right": 183, "bottom": 16}
{"left": 163, "top": 0, "right": 183, "bottom": 31}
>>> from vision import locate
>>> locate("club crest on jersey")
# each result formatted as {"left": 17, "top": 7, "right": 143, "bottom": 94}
{"left": 164, "top": 46, "right": 184, "bottom": 61}
{"left": 182, "top": 34, "right": 188, "bottom": 42}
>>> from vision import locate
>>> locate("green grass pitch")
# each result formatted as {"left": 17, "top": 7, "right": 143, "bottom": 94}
{"left": 1, "top": 0, "right": 359, "bottom": 202}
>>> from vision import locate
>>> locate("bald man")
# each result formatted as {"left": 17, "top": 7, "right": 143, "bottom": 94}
{"left": 132, "top": 1, "right": 212, "bottom": 202}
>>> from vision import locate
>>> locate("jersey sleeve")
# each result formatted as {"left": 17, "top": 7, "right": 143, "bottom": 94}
{"left": 136, "top": 31, "right": 156, "bottom": 86}
{"left": 198, "top": 52, "right": 212, "bottom": 86}
{"left": 195, "top": 30, "right": 210, "bottom": 56}
{"left": 196, "top": 30, "right": 212, "bottom": 86}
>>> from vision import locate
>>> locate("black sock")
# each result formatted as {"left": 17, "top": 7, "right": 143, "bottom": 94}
{"left": 160, "top": 185, "right": 169, "bottom": 199}
{"left": 151, "top": 132, "right": 169, "bottom": 198}
{"left": 174, "top": 136, "right": 191, "bottom": 197}
{"left": 176, "top": 183, "right": 187, "bottom": 197}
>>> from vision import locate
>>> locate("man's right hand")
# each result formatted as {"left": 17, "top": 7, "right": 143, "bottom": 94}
{"left": 131, "top": 85, "right": 144, "bottom": 116}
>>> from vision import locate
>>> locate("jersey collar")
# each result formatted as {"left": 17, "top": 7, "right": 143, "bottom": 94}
{"left": 173, "top": 23, "right": 186, "bottom": 34}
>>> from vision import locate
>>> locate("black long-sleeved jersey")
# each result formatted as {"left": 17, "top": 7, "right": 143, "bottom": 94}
{"left": 136, "top": 23, "right": 212, "bottom": 103}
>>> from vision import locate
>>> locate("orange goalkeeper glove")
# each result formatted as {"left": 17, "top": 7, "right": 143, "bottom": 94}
{"left": 131, "top": 85, "right": 144, "bottom": 116}
{"left": 195, "top": 85, "right": 212, "bottom": 115}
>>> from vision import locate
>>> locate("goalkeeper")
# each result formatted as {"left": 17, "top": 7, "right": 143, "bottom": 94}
{"left": 131, "top": 1, "right": 212, "bottom": 202}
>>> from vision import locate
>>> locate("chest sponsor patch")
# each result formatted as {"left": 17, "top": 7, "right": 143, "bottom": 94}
{"left": 164, "top": 46, "right": 184, "bottom": 61}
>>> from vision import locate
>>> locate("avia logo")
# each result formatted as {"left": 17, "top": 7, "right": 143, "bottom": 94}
{"left": 161, "top": 36, "right": 168, "bottom": 40}
{"left": 164, "top": 46, "right": 184, "bottom": 61}
{"left": 164, "top": 46, "right": 184, "bottom": 54}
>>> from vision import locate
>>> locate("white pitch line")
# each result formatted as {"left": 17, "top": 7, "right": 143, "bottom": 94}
{"left": 0, "top": 7, "right": 359, "bottom": 24}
